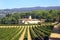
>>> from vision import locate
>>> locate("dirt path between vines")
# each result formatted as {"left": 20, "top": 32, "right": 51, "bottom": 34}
{"left": 50, "top": 23, "right": 60, "bottom": 38}
{"left": 50, "top": 33, "right": 60, "bottom": 38}
{"left": 28, "top": 26, "right": 32, "bottom": 40}
{"left": 19, "top": 27, "right": 26, "bottom": 40}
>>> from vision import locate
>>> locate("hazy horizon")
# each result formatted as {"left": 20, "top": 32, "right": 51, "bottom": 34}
{"left": 0, "top": 0, "right": 60, "bottom": 9}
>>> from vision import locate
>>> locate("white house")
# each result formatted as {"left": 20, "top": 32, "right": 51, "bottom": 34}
{"left": 18, "top": 16, "right": 41, "bottom": 24}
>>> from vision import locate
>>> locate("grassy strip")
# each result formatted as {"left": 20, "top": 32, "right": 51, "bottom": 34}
{"left": 29, "top": 27, "right": 38, "bottom": 40}
{"left": 13, "top": 26, "right": 25, "bottom": 40}
{"left": 38, "top": 25, "right": 51, "bottom": 32}
{"left": 32, "top": 26, "right": 45, "bottom": 38}
{"left": 4, "top": 27, "right": 21, "bottom": 40}
{"left": 24, "top": 26, "right": 28, "bottom": 40}
{"left": 0, "top": 24, "right": 39, "bottom": 26}
{"left": 0, "top": 27, "right": 19, "bottom": 40}
{"left": 36, "top": 25, "right": 51, "bottom": 36}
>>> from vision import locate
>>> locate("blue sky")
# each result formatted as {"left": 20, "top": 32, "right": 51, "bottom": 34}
{"left": 0, "top": 0, "right": 60, "bottom": 9}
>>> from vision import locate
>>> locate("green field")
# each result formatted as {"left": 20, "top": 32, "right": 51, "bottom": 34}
{"left": 0, "top": 24, "right": 53, "bottom": 40}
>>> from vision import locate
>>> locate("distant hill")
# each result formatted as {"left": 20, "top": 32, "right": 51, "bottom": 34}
{"left": 0, "top": 6, "right": 60, "bottom": 18}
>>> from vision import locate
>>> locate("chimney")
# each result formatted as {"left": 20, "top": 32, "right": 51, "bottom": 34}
{"left": 29, "top": 16, "right": 32, "bottom": 19}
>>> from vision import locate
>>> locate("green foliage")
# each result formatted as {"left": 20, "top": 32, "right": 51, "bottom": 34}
{"left": 24, "top": 27, "right": 28, "bottom": 40}
{"left": 0, "top": 27, "right": 20, "bottom": 40}
{"left": 0, "top": 10, "right": 60, "bottom": 24}
{"left": 29, "top": 25, "right": 53, "bottom": 40}
{"left": 0, "top": 24, "right": 53, "bottom": 40}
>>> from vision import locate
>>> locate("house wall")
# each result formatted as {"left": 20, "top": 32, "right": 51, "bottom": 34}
{"left": 19, "top": 19, "right": 41, "bottom": 24}
{"left": 18, "top": 20, "right": 23, "bottom": 24}
{"left": 27, "top": 21, "right": 40, "bottom": 24}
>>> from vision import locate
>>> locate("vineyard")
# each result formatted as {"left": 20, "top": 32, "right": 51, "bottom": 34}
{"left": 0, "top": 24, "right": 54, "bottom": 40}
